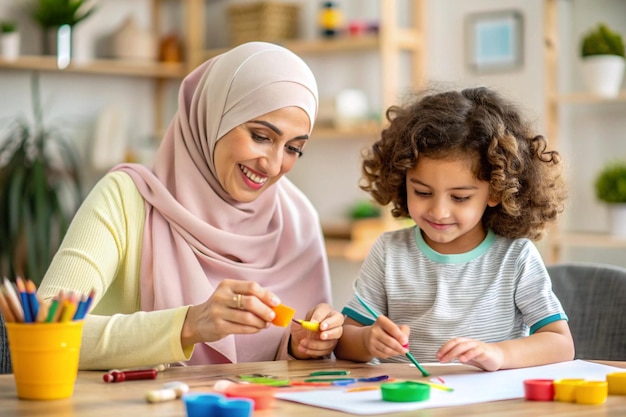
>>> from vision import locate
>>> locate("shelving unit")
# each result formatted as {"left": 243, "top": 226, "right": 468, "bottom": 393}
{"left": 0, "top": 0, "right": 426, "bottom": 261}
{"left": 0, "top": 56, "right": 185, "bottom": 78}
{"left": 197, "top": 1, "right": 426, "bottom": 136}
{"left": 543, "top": 0, "right": 626, "bottom": 264}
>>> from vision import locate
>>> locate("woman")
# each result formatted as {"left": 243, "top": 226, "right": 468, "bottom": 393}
{"left": 39, "top": 42, "right": 343, "bottom": 370}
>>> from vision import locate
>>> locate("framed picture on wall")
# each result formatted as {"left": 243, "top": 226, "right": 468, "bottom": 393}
{"left": 465, "top": 10, "right": 524, "bottom": 73}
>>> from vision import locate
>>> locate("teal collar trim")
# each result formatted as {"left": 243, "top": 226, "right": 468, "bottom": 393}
{"left": 414, "top": 227, "right": 496, "bottom": 264}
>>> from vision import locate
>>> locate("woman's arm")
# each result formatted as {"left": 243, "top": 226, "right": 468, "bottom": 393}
{"left": 39, "top": 172, "right": 193, "bottom": 369}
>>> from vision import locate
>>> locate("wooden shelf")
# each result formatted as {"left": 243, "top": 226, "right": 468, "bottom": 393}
{"left": 325, "top": 238, "right": 374, "bottom": 262}
{"left": 200, "top": 33, "right": 419, "bottom": 63}
{"left": 312, "top": 123, "right": 381, "bottom": 140}
{"left": 553, "top": 91, "right": 626, "bottom": 104}
{"left": 558, "top": 232, "right": 626, "bottom": 248}
{"left": 0, "top": 56, "right": 187, "bottom": 78}
{"left": 322, "top": 218, "right": 415, "bottom": 261}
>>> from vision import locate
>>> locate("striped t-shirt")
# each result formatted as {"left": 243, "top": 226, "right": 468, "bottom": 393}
{"left": 341, "top": 227, "right": 567, "bottom": 364}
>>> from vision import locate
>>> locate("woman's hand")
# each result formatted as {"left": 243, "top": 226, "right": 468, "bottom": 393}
{"left": 289, "top": 303, "right": 344, "bottom": 359}
{"left": 363, "top": 316, "right": 410, "bottom": 359}
{"left": 180, "top": 279, "right": 281, "bottom": 347}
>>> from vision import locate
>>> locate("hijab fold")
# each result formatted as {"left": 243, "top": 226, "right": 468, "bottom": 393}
{"left": 114, "top": 42, "right": 331, "bottom": 364}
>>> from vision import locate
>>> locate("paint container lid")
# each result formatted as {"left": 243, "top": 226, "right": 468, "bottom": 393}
{"left": 219, "top": 398, "right": 254, "bottom": 417}
{"left": 183, "top": 393, "right": 254, "bottom": 417}
{"left": 553, "top": 379, "right": 585, "bottom": 403}
{"left": 183, "top": 393, "right": 223, "bottom": 417}
{"left": 523, "top": 379, "right": 554, "bottom": 401}
{"left": 576, "top": 381, "right": 608, "bottom": 405}
{"left": 225, "top": 383, "right": 276, "bottom": 410}
{"left": 381, "top": 381, "right": 430, "bottom": 402}
{"left": 607, "top": 372, "right": 626, "bottom": 395}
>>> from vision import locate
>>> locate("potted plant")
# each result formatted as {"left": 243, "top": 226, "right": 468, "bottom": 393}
{"left": 580, "top": 23, "right": 625, "bottom": 97}
{"left": 30, "top": 0, "right": 97, "bottom": 55}
{"left": 594, "top": 160, "right": 626, "bottom": 237}
{"left": 0, "top": 20, "right": 20, "bottom": 60}
{"left": 0, "top": 73, "right": 82, "bottom": 284}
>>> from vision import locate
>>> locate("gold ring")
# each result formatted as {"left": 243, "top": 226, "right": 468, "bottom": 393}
{"left": 235, "top": 293, "right": 243, "bottom": 310}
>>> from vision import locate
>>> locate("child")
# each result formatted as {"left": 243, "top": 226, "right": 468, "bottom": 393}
{"left": 334, "top": 87, "right": 574, "bottom": 371}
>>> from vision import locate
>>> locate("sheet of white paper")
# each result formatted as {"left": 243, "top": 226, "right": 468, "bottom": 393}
{"left": 274, "top": 360, "right": 623, "bottom": 415}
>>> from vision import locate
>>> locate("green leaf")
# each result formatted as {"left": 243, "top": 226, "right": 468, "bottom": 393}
{"left": 595, "top": 161, "right": 626, "bottom": 203}
{"left": 32, "top": 0, "right": 97, "bottom": 28}
{"left": 581, "top": 23, "right": 625, "bottom": 58}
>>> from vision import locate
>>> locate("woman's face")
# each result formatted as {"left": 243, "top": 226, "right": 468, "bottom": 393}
{"left": 214, "top": 106, "right": 310, "bottom": 203}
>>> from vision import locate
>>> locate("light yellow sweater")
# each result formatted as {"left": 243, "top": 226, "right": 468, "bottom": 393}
{"left": 39, "top": 171, "right": 193, "bottom": 370}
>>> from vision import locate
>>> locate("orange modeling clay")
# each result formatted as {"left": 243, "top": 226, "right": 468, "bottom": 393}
{"left": 271, "top": 304, "right": 295, "bottom": 327}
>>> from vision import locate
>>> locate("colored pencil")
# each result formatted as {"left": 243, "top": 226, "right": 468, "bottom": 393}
{"left": 25, "top": 279, "right": 39, "bottom": 321}
{"left": 45, "top": 298, "right": 60, "bottom": 323}
{"left": 419, "top": 380, "right": 454, "bottom": 392}
{"left": 346, "top": 386, "right": 380, "bottom": 393}
{"left": 0, "top": 287, "right": 16, "bottom": 322}
{"left": 73, "top": 288, "right": 95, "bottom": 320}
{"left": 35, "top": 294, "right": 49, "bottom": 323}
{"left": 59, "top": 293, "right": 78, "bottom": 323}
{"left": 3, "top": 277, "right": 24, "bottom": 322}
{"left": 16, "top": 277, "right": 33, "bottom": 323}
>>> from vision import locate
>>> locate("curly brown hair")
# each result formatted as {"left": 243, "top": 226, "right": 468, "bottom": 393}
{"left": 360, "top": 86, "right": 566, "bottom": 241}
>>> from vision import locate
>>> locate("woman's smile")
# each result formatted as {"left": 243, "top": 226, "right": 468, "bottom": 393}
{"left": 239, "top": 164, "right": 268, "bottom": 189}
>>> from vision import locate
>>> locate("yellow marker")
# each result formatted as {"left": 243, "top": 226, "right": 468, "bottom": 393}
{"left": 292, "top": 319, "right": 320, "bottom": 332}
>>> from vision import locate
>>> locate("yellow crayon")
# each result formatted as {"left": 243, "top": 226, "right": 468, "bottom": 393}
{"left": 292, "top": 319, "right": 320, "bottom": 332}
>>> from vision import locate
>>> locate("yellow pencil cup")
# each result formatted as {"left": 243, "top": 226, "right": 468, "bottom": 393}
{"left": 6, "top": 321, "right": 83, "bottom": 400}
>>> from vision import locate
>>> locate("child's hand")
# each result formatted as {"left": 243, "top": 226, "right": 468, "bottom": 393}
{"left": 364, "top": 316, "right": 410, "bottom": 359}
{"left": 436, "top": 337, "right": 504, "bottom": 371}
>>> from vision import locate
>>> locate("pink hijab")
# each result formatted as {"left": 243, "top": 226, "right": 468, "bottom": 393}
{"left": 114, "top": 42, "right": 331, "bottom": 365}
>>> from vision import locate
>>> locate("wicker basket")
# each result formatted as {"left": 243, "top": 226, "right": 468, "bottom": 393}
{"left": 228, "top": 2, "right": 300, "bottom": 46}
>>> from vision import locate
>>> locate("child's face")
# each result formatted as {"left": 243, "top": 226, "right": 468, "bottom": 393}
{"left": 406, "top": 155, "right": 498, "bottom": 254}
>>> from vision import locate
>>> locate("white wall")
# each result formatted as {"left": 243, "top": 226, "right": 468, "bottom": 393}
{"left": 426, "top": 0, "right": 545, "bottom": 123}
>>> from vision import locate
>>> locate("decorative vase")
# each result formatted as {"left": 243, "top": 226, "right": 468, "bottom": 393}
{"left": 0, "top": 32, "right": 20, "bottom": 60}
{"left": 43, "top": 26, "right": 71, "bottom": 55}
{"left": 112, "top": 17, "right": 157, "bottom": 61}
{"left": 581, "top": 55, "right": 625, "bottom": 98}
{"left": 318, "top": 1, "right": 343, "bottom": 37}
{"left": 608, "top": 203, "right": 626, "bottom": 238}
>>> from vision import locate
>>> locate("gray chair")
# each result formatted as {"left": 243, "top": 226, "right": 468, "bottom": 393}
{"left": 0, "top": 313, "right": 11, "bottom": 374}
{"left": 547, "top": 262, "right": 626, "bottom": 361}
